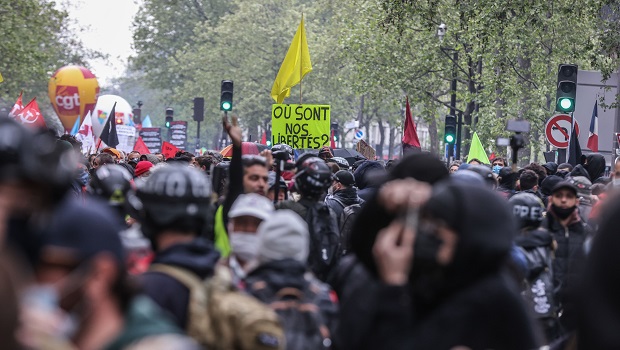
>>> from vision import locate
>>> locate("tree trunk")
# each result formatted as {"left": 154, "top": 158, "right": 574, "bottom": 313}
{"left": 377, "top": 117, "right": 385, "bottom": 160}
{"left": 388, "top": 123, "right": 395, "bottom": 159}
{"left": 428, "top": 114, "right": 439, "bottom": 155}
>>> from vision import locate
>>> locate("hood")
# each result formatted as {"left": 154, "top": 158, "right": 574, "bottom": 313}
{"left": 247, "top": 259, "right": 307, "bottom": 290}
{"left": 515, "top": 228, "right": 553, "bottom": 249}
{"left": 569, "top": 164, "right": 590, "bottom": 180}
{"left": 543, "top": 162, "right": 558, "bottom": 175}
{"left": 540, "top": 175, "right": 563, "bottom": 196}
{"left": 585, "top": 154, "right": 606, "bottom": 182}
{"left": 332, "top": 187, "right": 363, "bottom": 206}
{"left": 421, "top": 183, "right": 514, "bottom": 278}
{"left": 152, "top": 238, "right": 220, "bottom": 279}
{"left": 353, "top": 161, "right": 386, "bottom": 190}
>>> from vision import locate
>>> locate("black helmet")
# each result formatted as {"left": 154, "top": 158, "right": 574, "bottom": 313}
{"left": 509, "top": 192, "right": 544, "bottom": 229}
{"left": 134, "top": 165, "right": 213, "bottom": 238}
{"left": 21, "top": 130, "right": 79, "bottom": 201}
{"left": 89, "top": 164, "right": 133, "bottom": 206}
{"left": 0, "top": 117, "right": 31, "bottom": 182}
{"left": 271, "top": 143, "right": 294, "bottom": 157}
{"left": 294, "top": 157, "right": 331, "bottom": 197}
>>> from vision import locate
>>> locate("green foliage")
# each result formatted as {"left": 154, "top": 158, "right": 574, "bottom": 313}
{"left": 0, "top": 0, "right": 94, "bottom": 100}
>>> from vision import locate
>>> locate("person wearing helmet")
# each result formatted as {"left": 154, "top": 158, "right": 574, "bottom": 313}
{"left": 276, "top": 157, "right": 341, "bottom": 281}
{"left": 510, "top": 192, "right": 558, "bottom": 343}
{"left": 135, "top": 165, "right": 220, "bottom": 329}
{"left": 136, "top": 165, "right": 285, "bottom": 349}
{"left": 88, "top": 164, "right": 134, "bottom": 225}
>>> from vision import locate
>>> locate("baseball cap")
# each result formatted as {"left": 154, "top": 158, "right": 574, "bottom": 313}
{"left": 102, "top": 147, "right": 122, "bottom": 160}
{"left": 551, "top": 181, "right": 578, "bottom": 196}
{"left": 228, "top": 193, "right": 275, "bottom": 221}
{"left": 40, "top": 197, "right": 125, "bottom": 267}
{"left": 333, "top": 170, "right": 356, "bottom": 187}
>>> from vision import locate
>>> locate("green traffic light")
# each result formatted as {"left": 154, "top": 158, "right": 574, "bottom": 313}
{"left": 445, "top": 134, "right": 455, "bottom": 143}
{"left": 558, "top": 98, "right": 573, "bottom": 111}
{"left": 221, "top": 102, "right": 232, "bottom": 111}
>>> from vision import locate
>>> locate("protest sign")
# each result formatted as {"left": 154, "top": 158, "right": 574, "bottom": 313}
{"left": 271, "top": 104, "right": 330, "bottom": 149}
{"left": 139, "top": 127, "right": 162, "bottom": 153}
{"left": 116, "top": 125, "right": 137, "bottom": 154}
{"left": 169, "top": 121, "right": 187, "bottom": 150}
{"left": 356, "top": 139, "right": 376, "bottom": 160}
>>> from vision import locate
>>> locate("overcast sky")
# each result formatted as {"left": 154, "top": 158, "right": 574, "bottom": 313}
{"left": 65, "top": 0, "right": 140, "bottom": 87}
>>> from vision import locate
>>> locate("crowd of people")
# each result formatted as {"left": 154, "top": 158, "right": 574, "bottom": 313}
{"left": 2, "top": 113, "right": 620, "bottom": 349}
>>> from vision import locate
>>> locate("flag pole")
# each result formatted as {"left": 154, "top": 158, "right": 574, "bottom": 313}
{"left": 299, "top": 13, "right": 303, "bottom": 105}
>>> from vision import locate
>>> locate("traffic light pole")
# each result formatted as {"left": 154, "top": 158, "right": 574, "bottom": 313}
{"left": 196, "top": 120, "right": 201, "bottom": 152}
{"left": 456, "top": 111, "right": 462, "bottom": 160}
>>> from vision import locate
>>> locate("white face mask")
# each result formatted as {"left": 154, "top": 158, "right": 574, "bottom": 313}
{"left": 230, "top": 232, "right": 259, "bottom": 263}
{"left": 614, "top": 178, "right": 620, "bottom": 188}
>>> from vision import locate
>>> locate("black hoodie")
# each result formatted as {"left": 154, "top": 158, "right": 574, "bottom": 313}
{"left": 584, "top": 153, "right": 606, "bottom": 183}
{"left": 140, "top": 238, "right": 220, "bottom": 330}
{"left": 578, "top": 195, "right": 620, "bottom": 349}
{"left": 346, "top": 183, "right": 540, "bottom": 350}
{"left": 352, "top": 161, "right": 385, "bottom": 201}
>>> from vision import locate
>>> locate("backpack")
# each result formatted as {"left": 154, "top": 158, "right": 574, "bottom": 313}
{"left": 519, "top": 245, "right": 557, "bottom": 319}
{"left": 246, "top": 275, "right": 333, "bottom": 350}
{"left": 149, "top": 264, "right": 285, "bottom": 350}
{"left": 304, "top": 202, "right": 342, "bottom": 281}
{"left": 332, "top": 198, "right": 362, "bottom": 255}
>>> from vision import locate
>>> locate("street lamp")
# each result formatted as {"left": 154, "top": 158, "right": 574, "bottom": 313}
{"left": 437, "top": 23, "right": 462, "bottom": 160}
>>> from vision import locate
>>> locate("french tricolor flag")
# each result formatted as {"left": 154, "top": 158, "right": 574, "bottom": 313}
{"left": 587, "top": 101, "right": 598, "bottom": 152}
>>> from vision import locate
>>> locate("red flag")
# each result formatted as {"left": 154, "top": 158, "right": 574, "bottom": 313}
{"left": 330, "top": 130, "right": 336, "bottom": 149}
{"left": 8, "top": 92, "right": 24, "bottom": 119}
{"left": 260, "top": 131, "right": 267, "bottom": 145}
{"left": 16, "top": 98, "right": 46, "bottom": 129}
{"left": 161, "top": 141, "right": 179, "bottom": 159}
{"left": 402, "top": 97, "right": 421, "bottom": 153}
{"left": 134, "top": 137, "right": 151, "bottom": 154}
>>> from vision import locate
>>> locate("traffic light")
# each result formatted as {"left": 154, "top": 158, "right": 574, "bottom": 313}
{"left": 193, "top": 97, "right": 204, "bottom": 122}
{"left": 444, "top": 115, "right": 456, "bottom": 144}
{"left": 331, "top": 121, "right": 339, "bottom": 142}
{"left": 165, "top": 107, "right": 173, "bottom": 128}
{"left": 115, "top": 115, "right": 123, "bottom": 125}
{"left": 555, "top": 64, "right": 578, "bottom": 113}
{"left": 220, "top": 80, "right": 233, "bottom": 111}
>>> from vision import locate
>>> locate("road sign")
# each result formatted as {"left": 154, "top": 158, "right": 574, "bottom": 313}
{"left": 354, "top": 129, "right": 365, "bottom": 140}
{"left": 344, "top": 120, "right": 359, "bottom": 129}
{"left": 545, "top": 114, "right": 580, "bottom": 149}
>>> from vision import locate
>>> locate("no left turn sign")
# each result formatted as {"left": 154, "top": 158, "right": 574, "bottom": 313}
{"left": 545, "top": 114, "right": 580, "bottom": 149}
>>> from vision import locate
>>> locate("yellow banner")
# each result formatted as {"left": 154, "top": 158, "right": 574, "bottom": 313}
{"left": 271, "top": 104, "right": 330, "bottom": 149}
{"left": 0, "top": 72, "right": 3, "bottom": 83}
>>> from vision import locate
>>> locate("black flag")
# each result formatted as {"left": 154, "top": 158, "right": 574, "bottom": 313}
{"left": 100, "top": 102, "right": 119, "bottom": 148}
{"left": 567, "top": 118, "right": 582, "bottom": 166}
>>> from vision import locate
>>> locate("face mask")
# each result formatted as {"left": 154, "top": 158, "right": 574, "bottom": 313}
{"left": 613, "top": 178, "right": 620, "bottom": 188}
{"left": 230, "top": 232, "right": 259, "bottom": 262}
{"left": 492, "top": 165, "right": 502, "bottom": 174}
{"left": 412, "top": 230, "right": 443, "bottom": 273}
{"left": 551, "top": 204, "right": 576, "bottom": 219}
{"left": 327, "top": 185, "right": 334, "bottom": 196}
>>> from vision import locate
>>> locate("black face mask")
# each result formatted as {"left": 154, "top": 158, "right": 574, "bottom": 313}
{"left": 552, "top": 204, "right": 576, "bottom": 219}
{"left": 411, "top": 230, "right": 443, "bottom": 276}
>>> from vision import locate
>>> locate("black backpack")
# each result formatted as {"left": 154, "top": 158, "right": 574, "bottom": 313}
{"left": 304, "top": 202, "right": 341, "bottom": 281}
{"left": 332, "top": 198, "right": 362, "bottom": 255}
{"left": 519, "top": 244, "right": 556, "bottom": 319}
{"left": 246, "top": 276, "right": 333, "bottom": 350}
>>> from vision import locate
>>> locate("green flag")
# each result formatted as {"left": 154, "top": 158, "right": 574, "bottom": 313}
{"left": 467, "top": 132, "right": 490, "bottom": 164}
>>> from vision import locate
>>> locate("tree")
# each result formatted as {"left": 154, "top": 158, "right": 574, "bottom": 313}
{"left": 0, "top": 0, "right": 99, "bottom": 130}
